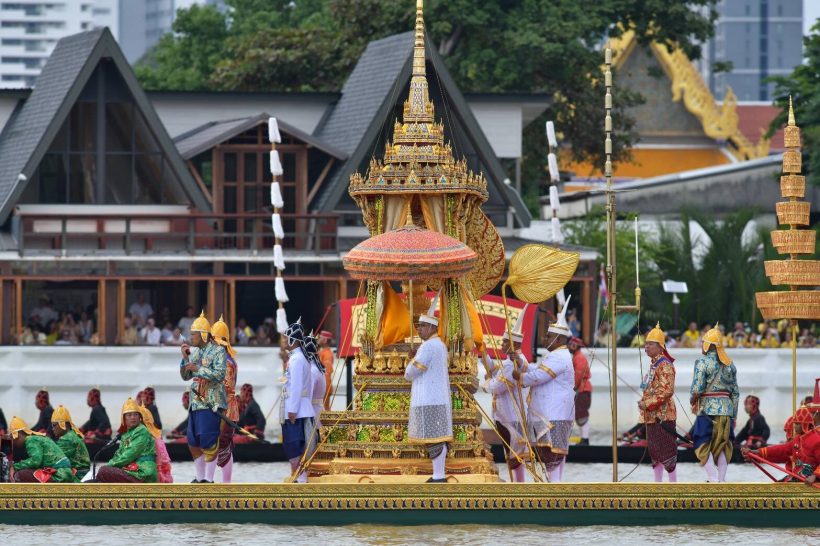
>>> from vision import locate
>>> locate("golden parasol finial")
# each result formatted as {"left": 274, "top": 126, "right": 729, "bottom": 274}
{"left": 788, "top": 95, "right": 795, "bottom": 127}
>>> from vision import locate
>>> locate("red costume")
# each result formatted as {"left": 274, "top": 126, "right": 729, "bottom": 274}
{"left": 759, "top": 408, "right": 820, "bottom": 481}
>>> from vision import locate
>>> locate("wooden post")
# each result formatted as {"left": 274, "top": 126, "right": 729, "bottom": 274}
{"left": 582, "top": 278, "right": 591, "bottom": 344}
{"left": 14, "top": 278, "right": 22, "bottom": 342}
{"left": 208, "top": 279, "right": 215, "bottom": 321}
{"left": 98, "top": 279, "right": 106, "bottom": 344}
{"left": 118, "top": 279, "right": 125, "bottom": 342}
{"left": 229, "top": 280, "right": 236, "bottom": 334}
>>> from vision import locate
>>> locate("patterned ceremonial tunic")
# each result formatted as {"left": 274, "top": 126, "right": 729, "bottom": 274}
{"left": 13, "top": 435, "right": 74, "bottom": 483}
{"left": 181, "top": 343, "right": 228, "bottom": 411}
{"left": 56, "top": 430, "right": 90, "bottom": 477}
{"left": 760, "top": 429, "right": 820, "bottom": 479}
{"left": 107, "top": 424, "right": 157, "bottom": 482}
{"left": 639, "top": 356, "right": 677, "bottom": 424}
{"left": 224, "top": 356, "right": 239, "bottom": 421}
{"left": 690, "top": 352, "right": 739, "bottom": 419}
{"left": 404, "top": 335, "right": 453, "bottom": 444}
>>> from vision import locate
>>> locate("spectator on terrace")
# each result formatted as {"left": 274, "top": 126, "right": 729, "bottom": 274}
{"left": 176, "top": 306, "right": 196, "bottom": 334}
{"left": 78, "top": 311, "right": 94, "bottom": 343}
{"left": 128, "top": 294, "right": 153, "bottom": 328}
{"left": 140, "top": 318, "right": 161, "bottom": 346}
{"left": 162, "top": 327, "right": 186, "bottom": 346}
{"left": 235, "top": 318, "right": 253, "bottom": 345}
{"left": 681, "top": 322, "right": 700, "bottom": 348}
{"left": 54, "top": 329, "right": 75, "bottom": 346}
{"left": 30, "top": 295, "right": 58, "bottom": 329}
{"left": 118, "top": 316, "right": 139, "bottom": 346}
{"left": 160, "top": 321, "right": 175, "bottom": 344}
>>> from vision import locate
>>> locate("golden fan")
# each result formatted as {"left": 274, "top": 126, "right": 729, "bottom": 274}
{"left": 503, "top": 244, "right": 580, "bottom": 303}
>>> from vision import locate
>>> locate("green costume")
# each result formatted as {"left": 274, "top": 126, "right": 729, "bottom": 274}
{"left": 56, "top": 429, "right": 91, "bottom": 479}
{"left": 13, "top": 435, "right": 74, "bottom": 483}
{"left": 107, "top": 423, "right": 157, "bottom": 482}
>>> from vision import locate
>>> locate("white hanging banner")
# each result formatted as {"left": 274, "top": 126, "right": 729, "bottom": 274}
{"left": 270, "top": 182, "right": 284, "bottom": 208}
{"left": 549, "top": 185, "right": 560, "bottom": 211}
{"left": 551, "top": 216, "right": 562, "bottom": 244}
{"left": 276, "top": 307, "right": 288, "bottom": 333}
{"left": 268, "top": 117, "right": 281, "bottom": 144}
{"left": 275, "top": 276, "right": 289, "bottom": 302}
{"left": 272, "top": 213, "right": 284, "bottom": 239}
{"left": 548, "top": 153, "right": 559, "bottom": 182}
{"left": 270, "top": 151, "right": 283, "bottom": 177}
{"left": 546, "top": 120, "right": 557, "bottom": 148}
{"left": 273, "top": 244, "right": 285, "bottom": 270}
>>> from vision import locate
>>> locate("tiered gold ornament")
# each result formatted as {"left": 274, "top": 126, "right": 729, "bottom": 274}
{"left": 308, "top": 0, "right": 500, "bottom": 483}
{"left": 755, "top": 97, "right": 820, "bottom": 414}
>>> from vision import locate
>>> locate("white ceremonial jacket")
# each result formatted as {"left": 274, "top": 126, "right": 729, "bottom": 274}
{"left": 404, "top": 335, "right": 451, "bottom": 407}
{"left": 485, "top": 353, "right": 528, "bottom": 425}
{"left": 310, "top": 363, "right": 326, "bottom": 423}
{"left": 521, "top": 346, "right": 575, "bottom": 422}
{"left": 283, "top": 347, "right": 315, "bottom": 419}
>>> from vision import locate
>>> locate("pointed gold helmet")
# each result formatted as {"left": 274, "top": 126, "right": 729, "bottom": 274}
{"left": 9, "top": 415, "right": 44, "bottom": 439}
{"left": 190, "top": 310, "right": 211, "bottom": 343}
{"left": 702, "top": 323, "right": 732, "bottom": 365}
{"left": 51, "top": 405, "right": 83, "bottom": 436}
{"left": 210, "top": 314, "right": 236, "bottom": 358}
{"left": 646, "top": 322, "right": 666, "bottom": 347}
{"left": 119, "top": 397, "right": 143, "bottom": 433}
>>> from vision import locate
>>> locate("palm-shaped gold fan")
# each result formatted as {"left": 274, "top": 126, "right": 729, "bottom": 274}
{"left": 502, "top": 244, "right": 580, "bottom": 337}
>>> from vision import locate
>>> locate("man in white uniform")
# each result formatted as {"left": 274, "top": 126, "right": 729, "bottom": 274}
{"left": 483, "top": 305, "right": 529, "bottom": 482}
{"left": 405, "top": 293, "right": 452, "bottom": 483}
{"left": 513, "top": 296, "right": 575, "bottom": 482}
{"left": 280, "top": 318, "right": 316, "bottom": 483}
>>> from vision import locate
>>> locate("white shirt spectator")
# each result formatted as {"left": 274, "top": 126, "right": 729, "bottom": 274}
{"left": 141, "top": 325, "right": 161, "bottom": 346}
{"left": 129, "top": 296, "right": 153, "bottom": 327}
{"left": 30, "top": 304, "right": 58, "bottom": 328}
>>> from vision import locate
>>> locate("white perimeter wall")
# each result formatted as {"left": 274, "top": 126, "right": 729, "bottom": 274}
{"left": 1, "top": 347, "right": 816, "bottom": 445}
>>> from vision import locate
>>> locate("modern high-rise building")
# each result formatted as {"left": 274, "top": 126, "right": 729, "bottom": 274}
{"left": 0, "top": 1, "right": 119, "bottom": 88}
{"left": 119, "top": 0, "right": 176, "bottom": 63}
{"left": 705, "top": 0, "right": 803, "bottom": 101}
{"left": 0, "top": 0, "right": 182, "bottom": 85}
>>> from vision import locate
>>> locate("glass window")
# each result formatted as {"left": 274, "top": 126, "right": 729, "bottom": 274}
{"left": 105, "top": 154, "right": 133, "bottom": 203}
{"left": 243, "top": 152, "right": 257, "bottom": 182}
{"left": 105, "top": 102, "right": 133, "bottom": 152}
{"left": 68, "top": 154, "right": 95, "bottom": 203}
{"left": 133, "top": 153, "right": 163, "bottom": 204}
{"left": 37, "top": 153, "right": 68, "bottom": 202}
{"left": 224, "top": 153, "right": 237, "bottom": 182}
{"left": 69, "top": 102, "right": 96, "bottom": 152}
{"left": 282, "top": 152, "right": 296, "bottom": 183}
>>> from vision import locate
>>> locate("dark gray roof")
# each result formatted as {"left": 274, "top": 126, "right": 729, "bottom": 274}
{"left": 0, "top": 28, "right": 210, "bottom": 224}
{"left": 313, "top": 31, "right": 531, "bottom": 227}
{"left": 175, "top": 112, "right": 346, "bottom": 160}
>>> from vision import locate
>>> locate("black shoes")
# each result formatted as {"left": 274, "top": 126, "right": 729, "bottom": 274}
{"left": 191, "top": 479, "right": 214, "bottom": 483}
{"left": 425, "top": 477, "right": 448, "bottom": 483}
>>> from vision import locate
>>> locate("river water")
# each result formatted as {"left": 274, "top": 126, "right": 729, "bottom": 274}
{"left": 3, "top": 461, "right": 819, "bottom": 545}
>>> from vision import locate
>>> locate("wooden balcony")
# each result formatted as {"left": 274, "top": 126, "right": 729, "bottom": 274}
{"left": 13, "top": 208, "right": 339, "bottom": 257}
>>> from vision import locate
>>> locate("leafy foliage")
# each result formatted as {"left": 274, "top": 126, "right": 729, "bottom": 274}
{"left": 563, "top": 207, "right": 767, "bottom": 331}
{"left": 136, "top": 0, "right": 718, "bottom": 203}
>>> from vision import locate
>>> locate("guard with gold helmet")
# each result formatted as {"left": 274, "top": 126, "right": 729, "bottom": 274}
{"left": 639, "top": 322, "right": 678, "bottom": 482}
{"left": 179, "top": 311, "right": 227, "bottom": 483}
{"left": 51, "top": 405, "right": 90, "bottom": 480}
{"left": 8, "top": 415, "right": 73, "bottom": 483}
{"left": 96, "top": 398, "right": 157, "bottom": 482}
{"left": 205, "top": 314, "right": 238, "bottom": 483}
{"left": 689, "top": 323, "right": 740, "bottom": 483}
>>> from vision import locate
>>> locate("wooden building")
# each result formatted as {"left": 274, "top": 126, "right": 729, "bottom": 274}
{"left": 0, "top": 28, "right": 598, "bottom": 345}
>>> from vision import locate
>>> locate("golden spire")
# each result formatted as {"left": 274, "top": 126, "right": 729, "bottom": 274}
{"left": 788, "top": 95, "right": 795, "bottom": 127}
{"left": 413, "top": 0, "right": 425, "bottom": 77}
{"left": 348, "top": 0, "right": 488, "bottom": 208}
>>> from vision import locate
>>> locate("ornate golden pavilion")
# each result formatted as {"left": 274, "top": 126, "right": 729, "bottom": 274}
{"left": 307, "top": 0, "right": 502, "bottom": 483}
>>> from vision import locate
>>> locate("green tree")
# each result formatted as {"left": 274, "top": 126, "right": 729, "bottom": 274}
{"left": 767, "top": 21, "right": 820, "bottom": 185}
{"left": 135, "top": 5, "right": 229, "bottom": 90}
{"left": 137, "top": 0, "right": 718, "bottom": 203}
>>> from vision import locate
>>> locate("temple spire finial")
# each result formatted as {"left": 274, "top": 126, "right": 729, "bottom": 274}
{"left": 413, "top": 0, "right": 426, "bottom": 77}
{"left": 788, "top": 95, "right": 796, "bottom": 127}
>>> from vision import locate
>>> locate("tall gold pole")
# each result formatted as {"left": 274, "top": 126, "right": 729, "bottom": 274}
{"left": 792, "top": 320, "right": 797, "bottom": 415}
{"left": 604, "top": 45, "right": 618, "bottom": 483}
